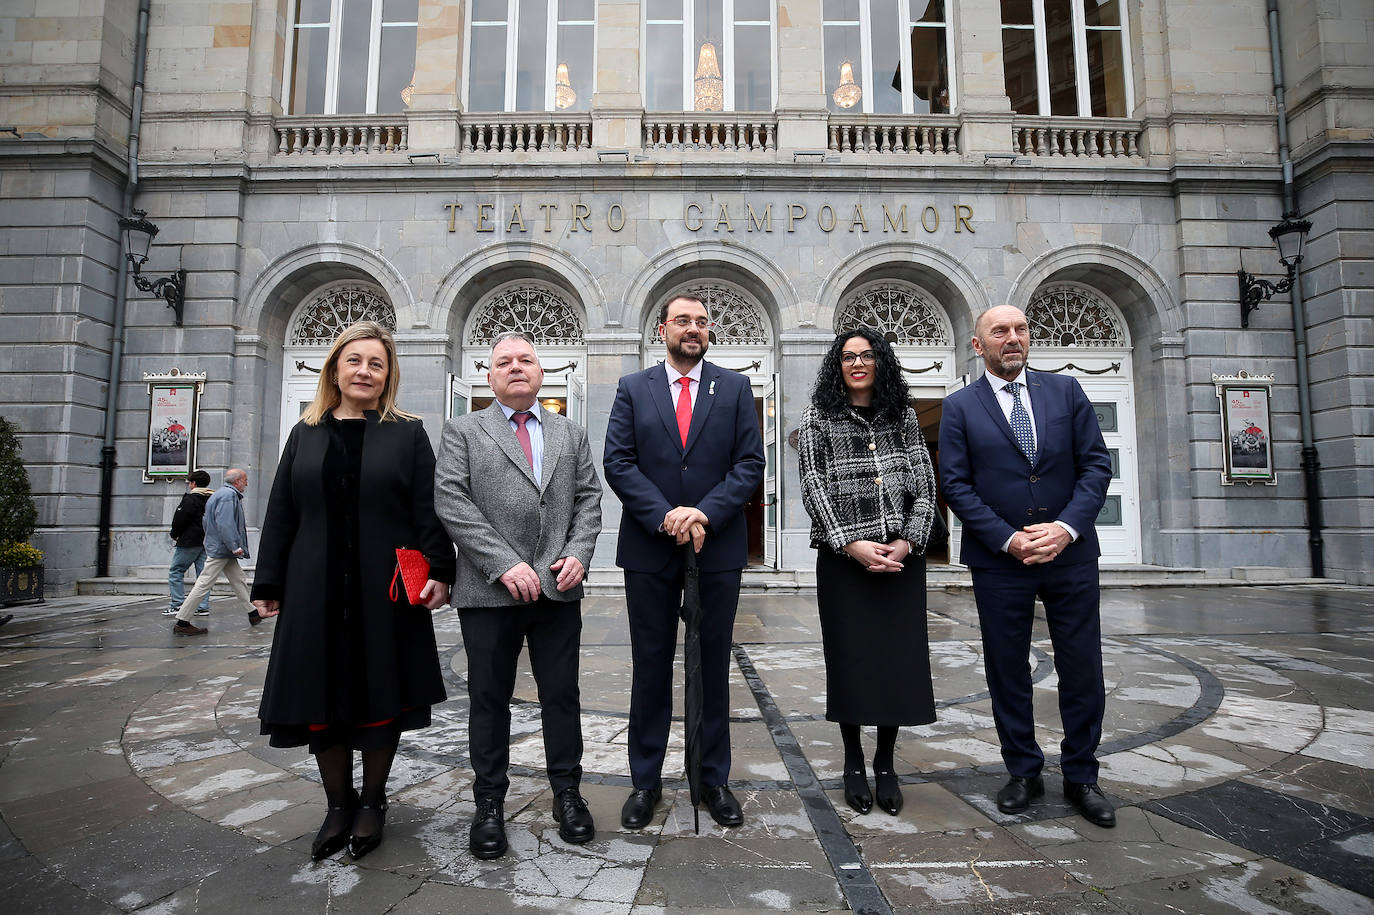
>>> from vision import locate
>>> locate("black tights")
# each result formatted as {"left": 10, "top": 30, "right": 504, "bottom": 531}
{"left": 839, "top": 723, "right": 898, "bottom": 773}
{"left": 314, "top": 738, "right": 398, "bottom": 839}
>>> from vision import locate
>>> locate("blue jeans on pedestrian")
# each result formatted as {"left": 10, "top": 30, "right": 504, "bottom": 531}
{"left": 169, "top": 546, "right": 208, "bottom": 611}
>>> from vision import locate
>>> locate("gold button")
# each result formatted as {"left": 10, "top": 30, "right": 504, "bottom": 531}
{"left": 875, "top": 477, "right": 883, "bottom": 485}
{"left": 868, "top": 442, "right": 876, "bottom": 451}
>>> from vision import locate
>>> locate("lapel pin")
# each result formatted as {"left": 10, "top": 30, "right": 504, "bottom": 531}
{"left": 709, "top": 380, "right": 716, "bottom": 395}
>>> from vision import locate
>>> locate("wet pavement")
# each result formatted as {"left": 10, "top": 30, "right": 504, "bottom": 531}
{"left": 1, "top": 584, "right": 1372, "bottom": 913}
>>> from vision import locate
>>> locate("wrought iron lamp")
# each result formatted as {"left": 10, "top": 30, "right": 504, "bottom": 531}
{"left": 1238, "top": 215, "right": 1311, "bottom": 328}
{"left": 119, "top": 209, "right": 187, "bottom": 326}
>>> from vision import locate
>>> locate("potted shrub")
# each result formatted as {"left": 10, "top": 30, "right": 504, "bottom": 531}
{"left": 0, "top": 417, "right": 43, "bottom": 605}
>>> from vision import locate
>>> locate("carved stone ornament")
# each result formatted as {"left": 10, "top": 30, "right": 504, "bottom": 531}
{"left": 650, "top": 283, "right": 770, "bottom": 345}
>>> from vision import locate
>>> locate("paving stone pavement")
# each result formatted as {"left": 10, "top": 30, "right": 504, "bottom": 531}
{"left": 1, "top": 585, "right": 1372, "bottom": 913}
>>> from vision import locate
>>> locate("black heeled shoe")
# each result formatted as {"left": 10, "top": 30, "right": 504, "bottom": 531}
{"left": 311, "top": 788, "right": 358, "bottom": 860}
{"left": 348, "top": 799, "right": 388, "bottom": 859}
{"left": 874, "top": 768, "right": 903, "bottom": 816}
{"left": 843, "top": 770, "right": 873, "bottom": 814}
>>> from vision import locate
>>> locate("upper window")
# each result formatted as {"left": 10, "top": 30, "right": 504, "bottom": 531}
{"left": 643, "top": 0, "right": 776, "bottom": 112}
{"left": 822, "top": 0, "right": 953, "bottom": 114}
{"left": 1001, "top": 0, "right": 1132, "bottom": 117}
{"left": 287, "top": 0, "right": 419, "bottom": 115}
{"left": 466, "top": 0, "right": 595, "bottom": 112}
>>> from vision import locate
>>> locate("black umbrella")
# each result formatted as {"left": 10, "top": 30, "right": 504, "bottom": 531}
{"left": 679, "top": 543, "right": 705, "bottom": 834}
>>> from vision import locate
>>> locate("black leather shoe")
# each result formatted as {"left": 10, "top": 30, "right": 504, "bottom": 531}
{"left": 703, "top": 784, "right": 743, "bottom": 827}
{"left": 1064, "top": 780, "right": 1116, "bottom": 828}
{"left": 620, "top": 786, "right": 661, "bottom": 829}
{"left": 873, "top": 768, "right": 903, "bottom": 816}
{"left": 996, "top": 775, "right": 1044, "bottom": 814}
{"left": 348, "top": 799, "right": 388, "bottom": 859}
{"left": 470, "top": 796, "right": 508, "bottom": 859}
{"left": 310, "top": 789, "right": 358, "bottom": 860}
{"left": 553, "top": 787, "right": 595, "bottom": 844}
{"left": 842, "top": 770, "right": 873, "bottom": 814}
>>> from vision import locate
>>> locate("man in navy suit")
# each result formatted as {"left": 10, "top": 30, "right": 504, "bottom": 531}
{"left": 939, "top": 305, "right": 1116, "bottom": 828}
{"left": 603, "top": 292, "right": 765, "bottom": 830}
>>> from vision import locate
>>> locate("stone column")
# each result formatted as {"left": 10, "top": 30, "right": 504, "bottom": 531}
{"left": 584, "top": 329, "right": 644, "bottom": 569}
{"left": 776, "top": 0, "right": 829, "bottom": 151}
{"left": 954, "top": 0, "right": 1013, "bottom": 155}
{"left": 409, "top": 0, "right": 464, "bottom": 151}
{"left": 591, "top": 0, "right": 644, "bottom": 149}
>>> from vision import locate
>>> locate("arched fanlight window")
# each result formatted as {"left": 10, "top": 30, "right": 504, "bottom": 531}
{"left": 466, "top": 282, "right": 585, "bottom": 345}
{"left": 834, "top": 281, "right": 951, "bottom": 345}
{"left": 288, "top": 282, "right": 397, "bottom": 345}
{"left": 1026, "top": 283, "right": 1127, "bottom": 347}
{"left": 650, "top": 282, "right": 771, "bottom": 345}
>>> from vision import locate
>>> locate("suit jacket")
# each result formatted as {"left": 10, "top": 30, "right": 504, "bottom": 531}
{"left": 939, "top": 369, "right": 1111, "bottom": 570}
{"left": 603, "top": 361, "right": 765, "bottom": 573}
{"left": 435, "top": 402, "right": 602, "bottom": 607}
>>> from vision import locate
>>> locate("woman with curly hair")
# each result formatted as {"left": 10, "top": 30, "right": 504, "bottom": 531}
{"left": 797, "top": 327, "right": 939, "bottom": 816}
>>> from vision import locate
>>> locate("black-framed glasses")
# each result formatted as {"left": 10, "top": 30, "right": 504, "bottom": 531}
{"left": 666, "top": 317, "right": 713, "bottom": 329}
{"left": 840, "top": 351, "right": 876, "bottom": 366}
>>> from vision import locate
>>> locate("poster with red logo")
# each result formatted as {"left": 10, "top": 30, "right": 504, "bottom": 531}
{"left": 1220, "top": 385, "right": 1274, "bottom": 483}
{"left": 145, "top": 382, "right": 199, "bottom": 480}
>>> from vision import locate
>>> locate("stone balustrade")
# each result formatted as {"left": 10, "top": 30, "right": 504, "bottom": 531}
{"left": 642, "top": 114, "right": 777, "bottom": 152}
{"left": 273, "top": 116, "right": 409, "bottom": 156}
{"left": 1012, "top": 117, "right": 1143, "bottom": 159}
{"left": 459, "top": 114, "right": 593, "bottom": 153}
{"left": 827, "top": 115, "right": 960, "bottom": 156}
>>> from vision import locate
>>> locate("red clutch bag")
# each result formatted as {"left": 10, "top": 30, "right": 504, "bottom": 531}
{"left": 390, "top": 548, "right": 430, "bottom": 605}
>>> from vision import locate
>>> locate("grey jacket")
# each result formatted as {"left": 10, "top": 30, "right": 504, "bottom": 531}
{"left": 434, "top": 403, "right": 602, "bottom": 607}
{"left": 202, "top": 483, "right": 249, "bottom": 559}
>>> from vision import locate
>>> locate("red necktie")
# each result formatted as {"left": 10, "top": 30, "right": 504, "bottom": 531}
{"left": 512, "top": 411, "right": 534, "bottom": 469}
{"left": 675, "top": 377, "right": 692, "bottom": 447}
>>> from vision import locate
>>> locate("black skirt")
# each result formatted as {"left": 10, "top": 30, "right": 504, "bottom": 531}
{"left": 816, "top": 546, "right": 936, "bottom": 726}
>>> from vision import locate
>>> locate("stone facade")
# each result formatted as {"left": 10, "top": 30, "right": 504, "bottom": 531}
{"left": 1, "top": 0, "right": 1370, "bottom": 590}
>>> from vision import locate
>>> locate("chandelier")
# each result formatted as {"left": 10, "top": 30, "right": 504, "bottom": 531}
{"left": 554, "top": 62, "right": 576, "bottom": 109}
{"left": 693, "top": 41, "right": 724, "bottom": 111}
{"left": 832, "top": 60, "right": 861, "bottom": 109}
{"left": 400, "top": 72, "right": 416, "bottom": 107}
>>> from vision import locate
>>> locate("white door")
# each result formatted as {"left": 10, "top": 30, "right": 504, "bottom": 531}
{"left": 761, "top": 375, "right": 780, "bottom": 568}
{"left": 1080, "top": 377, "right": 1141, "bottom": 564}
{"left": 446, "top": 374, "right": 472, "bottom": 420}
{"left": 943, "top": 374, "right": 967, "bottom": 566}
{"left": 566, "top": 372, "right": 585, "bottom": 427}
{"left": 281, "top": 376, "right": 319, "bottom": 450}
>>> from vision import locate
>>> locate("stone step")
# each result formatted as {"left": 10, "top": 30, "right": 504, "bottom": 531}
{"left": 80, "top": 564, "right": 1341, "bottom": 598}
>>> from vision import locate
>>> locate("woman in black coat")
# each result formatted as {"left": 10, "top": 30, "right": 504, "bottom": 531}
{"left": 798, "top": 327, "right": 939, "bottom": 817}
{"left": 252, "top": 321, "right": 455, "bottom": 860}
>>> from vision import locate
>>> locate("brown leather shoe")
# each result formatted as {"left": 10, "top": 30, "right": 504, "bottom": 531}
{"left": 173, "top": 620, "right": 207, "bottom": 635}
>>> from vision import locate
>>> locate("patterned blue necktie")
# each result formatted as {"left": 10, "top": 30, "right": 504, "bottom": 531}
{"left": 1006, "top": 381, "right": 1037, "bottom": 464}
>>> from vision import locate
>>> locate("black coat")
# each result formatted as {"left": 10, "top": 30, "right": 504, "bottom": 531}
{"left": 255, "top": 413, "right": 455, "bottom": 727}
{"left": 169, "top": 488, "right": 212, "bottom": 548}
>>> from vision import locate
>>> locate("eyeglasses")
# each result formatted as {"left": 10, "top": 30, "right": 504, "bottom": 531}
{"left": 666, "top": 317, "right": 713, "bottom": 329}
{"left": 841, "top": 351, "right": 876, "bottom": 366}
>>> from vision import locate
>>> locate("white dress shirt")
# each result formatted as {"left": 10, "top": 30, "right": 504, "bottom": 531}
{"left": 498, "top": 401, "right": 544, "bottom": 481}
{"left": 983, "top": 369, "right": 1080, "bottom": 551}
{"left": 665, "top": 361, "right": 703, "bottom": 410}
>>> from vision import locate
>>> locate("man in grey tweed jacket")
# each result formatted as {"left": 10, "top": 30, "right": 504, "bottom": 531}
{"left": 434, "top": 331, "right": 602, "bottom": 860}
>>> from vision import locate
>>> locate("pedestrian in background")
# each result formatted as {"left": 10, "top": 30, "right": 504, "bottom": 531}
{"left": 252, "top": 321, "right": 453, "bottom": 861}
{"left": 164, "top": 470, "right": 214, "bottom": 618}
{"left": 171, "top": 468, "right": 263, "bottom": 634}
{"left": 798, "top": 328, "right": 939, "bottom": 816}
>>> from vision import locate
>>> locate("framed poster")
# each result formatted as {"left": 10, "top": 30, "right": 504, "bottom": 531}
{"left": 144, "top": 370, "right": 206, "bottom": 482}
{"left": 1213, "top": 372, "right": 1276, "bottom": 485}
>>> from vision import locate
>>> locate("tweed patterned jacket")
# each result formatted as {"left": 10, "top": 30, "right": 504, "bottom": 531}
{"left": 798, "top": 403, "right": 938, "bottom": 555}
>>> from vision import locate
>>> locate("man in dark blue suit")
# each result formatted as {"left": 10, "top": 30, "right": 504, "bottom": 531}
{"left": 603, "top": 292, "right": 765, "bottom": 830}
{"left": 939, "top": 305, "right": 1116, "bottom": 828}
